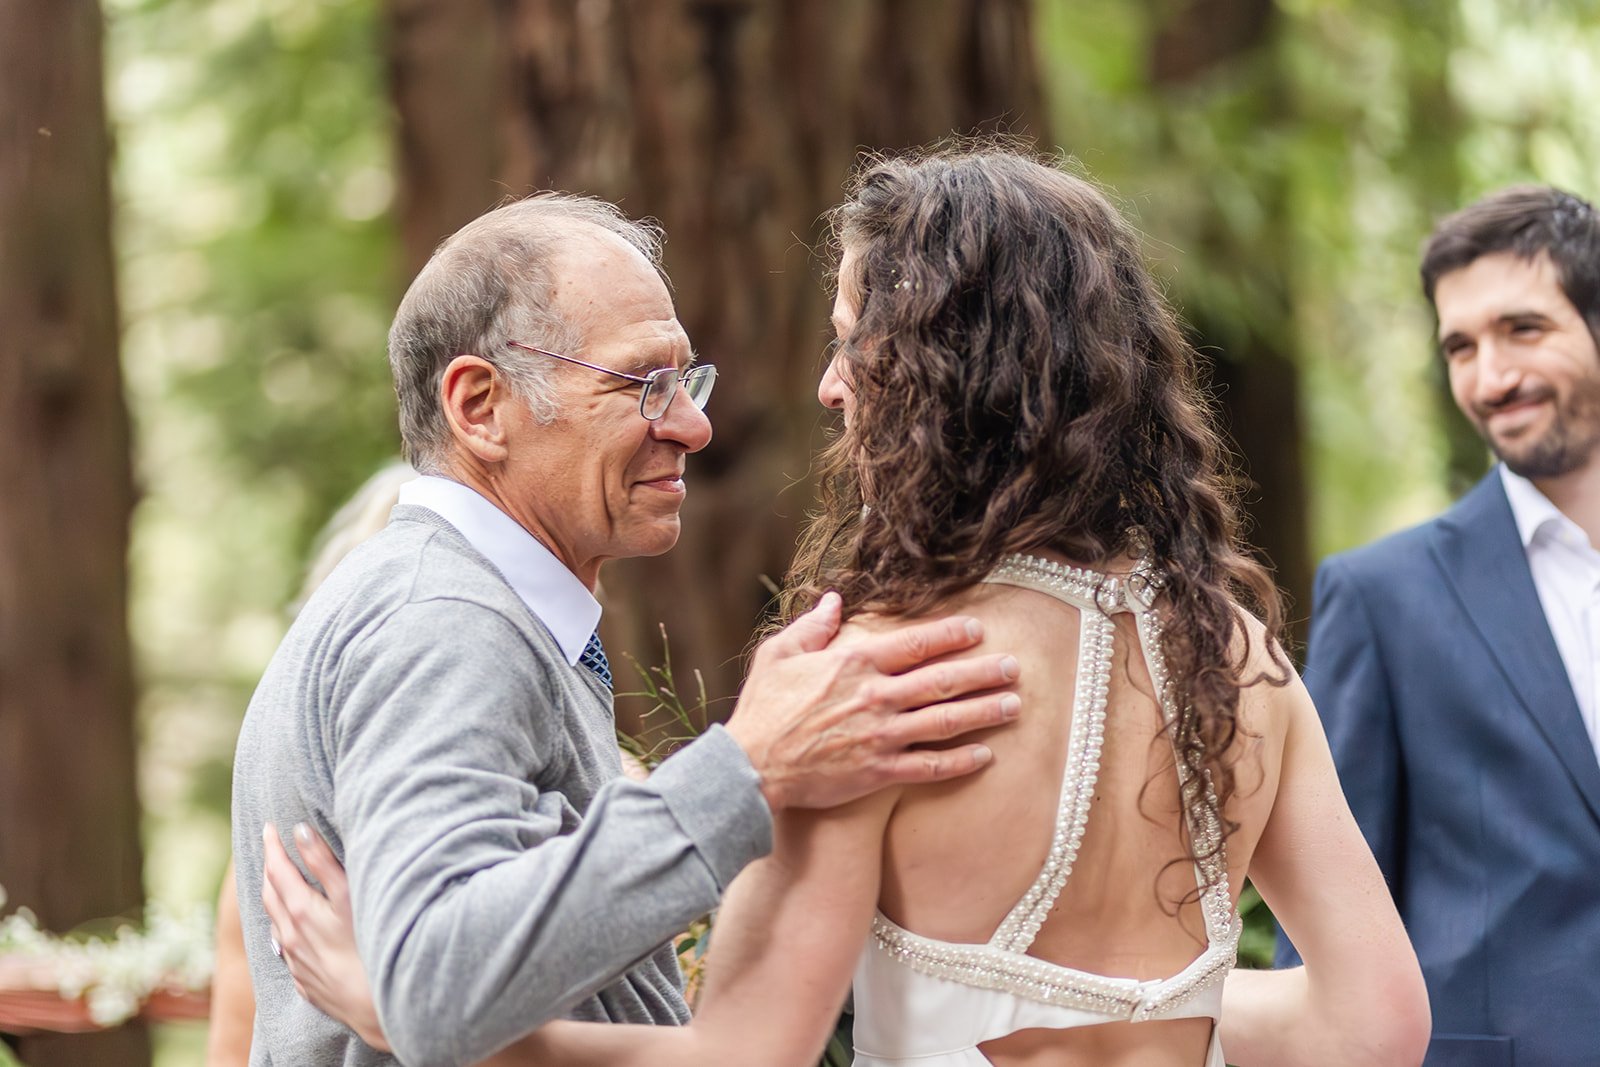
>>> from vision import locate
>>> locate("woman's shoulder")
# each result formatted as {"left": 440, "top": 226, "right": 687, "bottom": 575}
{"left": 1224, "top": 607, "right": 1305, "bottom": 801}
{"left": 836, "top": 582, "right": 1056, "bottom": 650}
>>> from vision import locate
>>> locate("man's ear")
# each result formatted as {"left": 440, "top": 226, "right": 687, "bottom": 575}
{"left": 440, "top": 354, "right": 514, "bottom": 463}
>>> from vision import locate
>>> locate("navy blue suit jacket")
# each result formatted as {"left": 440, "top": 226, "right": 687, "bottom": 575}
{"left": 1276, "top": 471, "right": 1600, "bottom": 1066}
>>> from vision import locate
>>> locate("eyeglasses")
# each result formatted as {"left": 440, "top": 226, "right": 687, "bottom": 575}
{"left": 507, "top": 341, "right": 717, "bottom": 421}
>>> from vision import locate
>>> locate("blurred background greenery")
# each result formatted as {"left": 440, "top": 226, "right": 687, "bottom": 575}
{"left": 6, "top": 0, "right": 1600, "bottom": 1063}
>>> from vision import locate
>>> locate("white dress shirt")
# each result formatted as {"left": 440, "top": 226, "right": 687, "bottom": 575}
{"left": 1501, "top": 466, "right": 1600, "bottom": 762}
{"left": 396, "top": 475, "right": 601, "bottom": 666}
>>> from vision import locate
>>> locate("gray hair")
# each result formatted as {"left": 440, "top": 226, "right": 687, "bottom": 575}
{"left": 388, "top": 193, "right": 666, "bottom": 472}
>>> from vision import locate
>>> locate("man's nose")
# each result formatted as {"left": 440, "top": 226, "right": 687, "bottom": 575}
{"left": 651, "top": 387, "right": 713, "bottom": 451}
{"left": 1475, "top": 338, "right": 1525, "bottom": 402}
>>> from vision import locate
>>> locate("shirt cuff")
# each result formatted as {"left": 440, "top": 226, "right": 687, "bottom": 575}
{"left": 649, "top": 724, "right": 774, "bottom": 888}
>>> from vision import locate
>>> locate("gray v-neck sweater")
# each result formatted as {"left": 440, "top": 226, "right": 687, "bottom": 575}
{"left": 233, "top": 505, "right": 772, "bottom": 1066}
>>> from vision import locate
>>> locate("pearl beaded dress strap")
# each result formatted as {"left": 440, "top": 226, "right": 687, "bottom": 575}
{"left": 849, "top": 554, "right": 1236, "bottom": 1067}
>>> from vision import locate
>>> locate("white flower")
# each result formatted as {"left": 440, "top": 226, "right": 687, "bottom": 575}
{"left": 0, "top": 883, "right": 215, "bottom": 1027}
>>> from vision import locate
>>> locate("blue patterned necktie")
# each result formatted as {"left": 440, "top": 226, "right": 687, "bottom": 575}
{"left": 579, "top": 630, "right": 612, "bottom": 690}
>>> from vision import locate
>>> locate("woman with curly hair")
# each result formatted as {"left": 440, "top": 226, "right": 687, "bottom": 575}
{"left": 264, "top": 147, "right": 1429, "bottom": 1067}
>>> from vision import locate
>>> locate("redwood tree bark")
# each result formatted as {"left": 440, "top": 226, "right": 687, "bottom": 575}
{"left": 0, "top": 1, "right": 146, "bottom": 1063}
{"left": 383, "top": 0, "right": 1045, "bottom": 726}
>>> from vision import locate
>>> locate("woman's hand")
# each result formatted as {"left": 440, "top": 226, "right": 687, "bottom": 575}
{"left": 261, "top": 823, "right": 391, "bottom": 1053}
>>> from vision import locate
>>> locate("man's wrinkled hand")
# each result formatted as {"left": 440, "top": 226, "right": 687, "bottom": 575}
{"left": 726, "top": 592, "right": 1021, "bottom": 811}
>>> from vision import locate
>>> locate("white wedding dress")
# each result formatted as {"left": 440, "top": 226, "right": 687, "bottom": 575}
{"left": 850, "top": 555, "right": 1238, "bottom": 1067}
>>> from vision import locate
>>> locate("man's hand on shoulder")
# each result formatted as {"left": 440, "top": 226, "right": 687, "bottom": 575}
{"left": 726, "top": 592, "right": 1021, "bottom": 812}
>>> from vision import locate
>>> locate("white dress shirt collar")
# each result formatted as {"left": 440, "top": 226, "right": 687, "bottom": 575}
{"left": 1499, "top": 464, "right": 1600, "bottom": 761}
{"left": 1501, "top": 465, "right": 1583, "bottom": 550}
{"left": 397, "top": 475, "right": 601, "bottom": 666}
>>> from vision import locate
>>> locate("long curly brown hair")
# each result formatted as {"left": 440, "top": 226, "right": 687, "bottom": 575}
{"left": 781, "top": 147, "right": 1288, "bottom": 875}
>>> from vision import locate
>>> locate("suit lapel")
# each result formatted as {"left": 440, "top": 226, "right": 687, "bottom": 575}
{"left": 1432, "top": 471, "right": 1600, "bottom": 828}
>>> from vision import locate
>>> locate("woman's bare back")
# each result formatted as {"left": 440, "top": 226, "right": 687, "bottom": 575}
{"left": 860, "top": 560, "right": 1288, "bottom": 1066}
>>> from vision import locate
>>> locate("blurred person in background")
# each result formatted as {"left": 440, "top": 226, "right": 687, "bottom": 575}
{"left": 267, "top": 147, "right": 1430, "bottom": 1067}
{"left": 1276, "top": 185, "right": 1600, "bottom": 1066}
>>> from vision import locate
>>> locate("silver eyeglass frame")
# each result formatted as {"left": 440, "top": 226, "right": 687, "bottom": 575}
{"left": 506, "top": 341, "right": 716, "bottom": 421}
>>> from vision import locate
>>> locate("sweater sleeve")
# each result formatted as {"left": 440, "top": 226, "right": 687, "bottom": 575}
{"left": 329, "top": 597, "right": 773, "bottom": 1067}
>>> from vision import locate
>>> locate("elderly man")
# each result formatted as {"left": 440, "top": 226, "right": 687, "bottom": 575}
{"left": 231, "top": 195, "right": 1020, "bottom": 1066}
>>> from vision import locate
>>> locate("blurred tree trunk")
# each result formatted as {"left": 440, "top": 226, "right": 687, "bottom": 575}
{"left": 1147, "top": 0, "right": 1313, "bottom": 644}
{"left": 384, "top": 0, "right": 1045, "bottom": 727}
{"left": 1397, "top": 0, "right": 1485, "bottom": 496}
{"left": 0, "top": 1, "right": 146, "bottom": 1065}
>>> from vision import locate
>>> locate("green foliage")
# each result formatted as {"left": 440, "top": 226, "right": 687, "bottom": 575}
{"left": 113, "top": 0, "right": 399, "bottom": 570}
{"left": 1237, "top": 882, "right": 1277, "bottom": 968}
{"left": 107, "top": 0, "right": 400, "bottom": 915}
{"left": 821, "top": 1016, "right": 854, "bottom": 1067}
{"left": 1035, "top": 0, "right": 1600, "bottom": 557}
{"left": 617, "top": 626, "right": 716, "bottom": 770}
